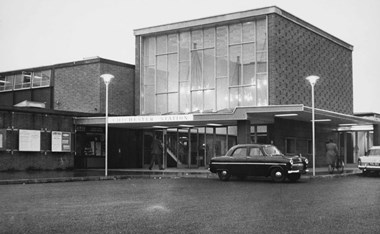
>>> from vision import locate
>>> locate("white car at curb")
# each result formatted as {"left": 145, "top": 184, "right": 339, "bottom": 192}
{"left": 358, "top": 146, "right": 380, "bottom": 176}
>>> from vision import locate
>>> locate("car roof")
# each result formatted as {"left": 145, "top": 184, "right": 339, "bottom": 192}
{"left": 231, "top": 144, "right": 273, "bottom": 148}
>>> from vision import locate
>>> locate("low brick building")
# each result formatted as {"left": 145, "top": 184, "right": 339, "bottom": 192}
{"left": 0, "top": 58, "right": 135, "bottom": 170}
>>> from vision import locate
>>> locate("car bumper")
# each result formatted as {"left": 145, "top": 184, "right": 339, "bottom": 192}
{"left": 288, "top": 169, "right": 308, "bottom": 174}
{"left": 358, "top": 165, "right": 380, "bottom": 171}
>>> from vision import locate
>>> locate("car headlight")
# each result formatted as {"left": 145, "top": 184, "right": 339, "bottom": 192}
{"left": 304, "top": 158, "right": 309, "bottom": 164}
{"left": 289, "top": 159, "right": 293, "bottom": 164}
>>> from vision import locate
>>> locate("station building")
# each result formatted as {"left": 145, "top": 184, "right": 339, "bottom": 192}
{"left": 1, "top": 6, "right": 379, "bottom": 171}
{"left": 76, "top": 6, "right": 380, "bottom": 169}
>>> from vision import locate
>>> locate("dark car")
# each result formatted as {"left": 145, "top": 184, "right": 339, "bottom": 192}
{"left": 209, "top": 144, "right": 308, "bottom": 182}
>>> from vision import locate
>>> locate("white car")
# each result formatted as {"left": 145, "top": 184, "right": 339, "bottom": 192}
{"left": 358, "top": 146, "right": 380, "bottom": 176}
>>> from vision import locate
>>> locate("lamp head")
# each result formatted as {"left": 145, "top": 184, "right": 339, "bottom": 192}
{"left": 306, "top": 75, "right": 319, "bottom": 86}
{"left": 100, "top": 74, "right": 114, "bottom": 84}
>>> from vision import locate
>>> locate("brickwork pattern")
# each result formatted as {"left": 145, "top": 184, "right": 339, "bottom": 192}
{"left": 100, "top": 63, "right": 135, "bottom": 116}
{"left": 54, "top": 63, "right": 101, "bottom": 113}
{"left": 268, "top": 14, "right": 353, "bottom": 114}
{"left": 0, "top": 110, "right": 74, "bottom": 171}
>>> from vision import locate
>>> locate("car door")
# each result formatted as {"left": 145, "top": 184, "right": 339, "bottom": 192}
{"left": 247, "top": 146, "right": 267, "bottom": 176}
{"left": 229, "top": 146, "right": 249, "bottom": 175}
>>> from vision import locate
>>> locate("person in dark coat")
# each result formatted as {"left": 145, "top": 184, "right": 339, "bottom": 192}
{"left": 326, "top": 139, "right": 339, "bottom": 174}
{"left": 149, "top": 134, "right": 164, "bottom": 170}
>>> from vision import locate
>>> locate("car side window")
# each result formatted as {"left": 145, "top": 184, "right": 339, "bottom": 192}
{"left": 232, "top": 148, "right": 247, "bottom": 157}
{"left": 249, "top": 147, "right": 263, "bottom": 156}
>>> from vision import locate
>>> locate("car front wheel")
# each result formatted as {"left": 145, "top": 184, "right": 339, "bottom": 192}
{"left": 218, "top": 170, "right": 231, "bottom": 181}
{"left": 270, "top": 168, "right": 286, "bottom": 182}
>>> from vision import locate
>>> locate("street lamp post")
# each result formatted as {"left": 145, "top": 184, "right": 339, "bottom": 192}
{"left": 100, "top": 74, "right": 114, "bottom": 177}
{"left": 306, "top": 75, "right": 319, "bottom": 176}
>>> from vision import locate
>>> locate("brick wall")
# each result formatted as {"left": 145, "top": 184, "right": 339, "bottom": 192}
{"left": 100, "top": 63, "right": 135, "bottom": 116}
{"left": 0, "top": 110, "right": 75, "bottom": 171}
{"left": 268, "top": 14, "right": 353, "bottom": 114}
{"left": 54, "top": 63, "right": 101, "bottom": 113}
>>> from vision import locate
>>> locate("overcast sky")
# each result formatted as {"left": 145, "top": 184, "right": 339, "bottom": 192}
{"left": 1, "top": 0, "right": 379, "bottom": 114}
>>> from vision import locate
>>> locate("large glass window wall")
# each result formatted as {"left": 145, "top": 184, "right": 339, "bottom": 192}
{"left": 140, "top": 17, "right": 268, "bottom": 114}
{"left": 0, "top": 70, "right": 51, "bottom": 92}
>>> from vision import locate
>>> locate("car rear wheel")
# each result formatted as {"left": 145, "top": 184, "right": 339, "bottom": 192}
{"left": 270, "top": 168, "right": 286, "bottom": 183}
{"left": 287, "top": 173, "right": 301, "bottom": 182}
{"left": 218, "top": 170, "right": 231, "bottom": 181}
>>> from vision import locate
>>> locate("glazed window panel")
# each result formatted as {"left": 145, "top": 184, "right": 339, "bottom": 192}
{"left": 216, "top": 26, "right": 228, "bottom": 56}
{"left": 156, "top": 94, "right": 167, "bottom": 114}
{"left": 257, "top": 74, "right": 268, "bottom": 106}
{"left": 242, "top": 43, "right": 255, "bottom": 85}
{"left": 203, "top": 28, "right": 215, "bottom": 48}
{"left": 32, "top": 70, "right": 51, "bottom": 88}
{"left": 203, "top": 49, "right": 215, "bottom": 89}
{"left": 191, "top": 50, "right": 203, "bottom": 90}
{"left": 256, "top": 18, "right": 267, "bottom": 51}
{"left": 179, "top": 81, "right": 190, "bottom": 112}
{"left": 143, "top": 85, "right": 155, "bottom": 114}
{"left": 157, "top": 35, "right": 167, "bottom": 54}
{"left": 242, "top": 86, "right": 256, "bottom": 106}
{"left": 229, "top": 23, "right": 242, "bottom": 44}
{"left": 191, "top": 90, "right": 203, "bottom": 111}
{"left": 179, "top": 32, "right": 190, "bottom": 61}
{"left": 204, "top": 89, "right": 215, "bottom": 111}
{"left": 14, "top": 73, "right": 30, "bottom": 90}
{"left": 179, "top": 61, "right": 190, "bottom": 82}
{"left": 257, "top": 52, "right": 267, "bottom": 73}
{"left": 143, "top": 37, "right": 156, "bottom": 66}
{"left": 168, "top": 54, "right": 178, "bottom": 92}
{"left": 168, "top": 34, "right": 178, "bottom": 53}
{"left": 156, "top": 55, "right": 168, "bottom": 93}
{"left": 168, "top": 92, "right": 178, "bottom": 113}
{"left": 216, "top": 56, "right": 227, "bottom": 77}
{"left": 243, "top": 21, "right": 255, "bottom": 43}
{"left": 216, "top": 78, "right": 228, "bottom": 110}
{"left": 229, "top": 87, "right": 239, "bottom": 107}
{"left": 144, "top": 66, "right": 155, "bottom": 86}
{"left": 229, "top": 45, "right": 242, "bottom": 86}
{"left": 0, "top": 75, "right": 14, "bottom": 91}
{"left": 191, "top": 30, "right": 203, "bottom": 49}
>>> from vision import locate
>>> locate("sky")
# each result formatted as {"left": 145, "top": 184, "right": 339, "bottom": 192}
{"left": 0, "top": 0, "right": 379, "bottom": 114}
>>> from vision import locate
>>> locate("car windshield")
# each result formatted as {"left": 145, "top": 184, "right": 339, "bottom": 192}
{"left": 368, "top": 149, "right": 380, "bottom": 156}
{"left": 263, "top": 146, "right": 283, "bottom": 156}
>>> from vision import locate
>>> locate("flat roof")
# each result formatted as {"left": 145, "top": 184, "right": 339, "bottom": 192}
{"left": 0, "top": 57, "right": 135, "bottom": 75}
{"left": 74, "top": 105, "right": 378, "bottom": 130}
{"left": 134, "top": 6, "right": 352, "bottom": 50}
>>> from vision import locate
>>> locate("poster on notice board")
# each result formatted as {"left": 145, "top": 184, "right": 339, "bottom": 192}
{"left": 19, "top": 129, "right": 41, "bottom": 152}
{"left": 52, "top": 131, "right": 71, "bottom": 152}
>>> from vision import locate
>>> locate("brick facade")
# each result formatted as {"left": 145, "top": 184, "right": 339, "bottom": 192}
{"left": 54, "top": 58, "right": 135, "bottom": 115}
{"left": 0, "top": 58, "right": 135, "bottom": 171}
{"left": 268, "top": 13, "right": 353, "bottom": 114}
{"left": 0, "top": 110, "right": 75, "bottom": 170}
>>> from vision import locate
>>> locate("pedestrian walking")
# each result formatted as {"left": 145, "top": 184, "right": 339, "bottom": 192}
{"left": 326, "top": 139, "right": 339, "bottom": 174}
{"left": 149, "top": 134, "right": 164, "bottom": 170}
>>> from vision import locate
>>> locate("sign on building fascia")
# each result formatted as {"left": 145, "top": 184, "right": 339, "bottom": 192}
{"left": 109, "top": 114, "right": 194, "bottom": 124}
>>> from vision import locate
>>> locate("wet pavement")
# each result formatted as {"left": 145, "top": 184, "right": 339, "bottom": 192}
{"left": 0, "top": 164, "right": 361, "bottom": 185}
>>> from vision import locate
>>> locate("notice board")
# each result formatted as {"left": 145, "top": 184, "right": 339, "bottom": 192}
{"left": 19, "top": 129, "right": 41, "bottom": 152}
{"left": 52, "top": 131, "right": 71, "bottom": 152}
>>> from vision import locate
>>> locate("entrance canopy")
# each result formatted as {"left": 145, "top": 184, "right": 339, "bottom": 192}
{"left": 74, "top": 105, "right": 380, "bottom": 130}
